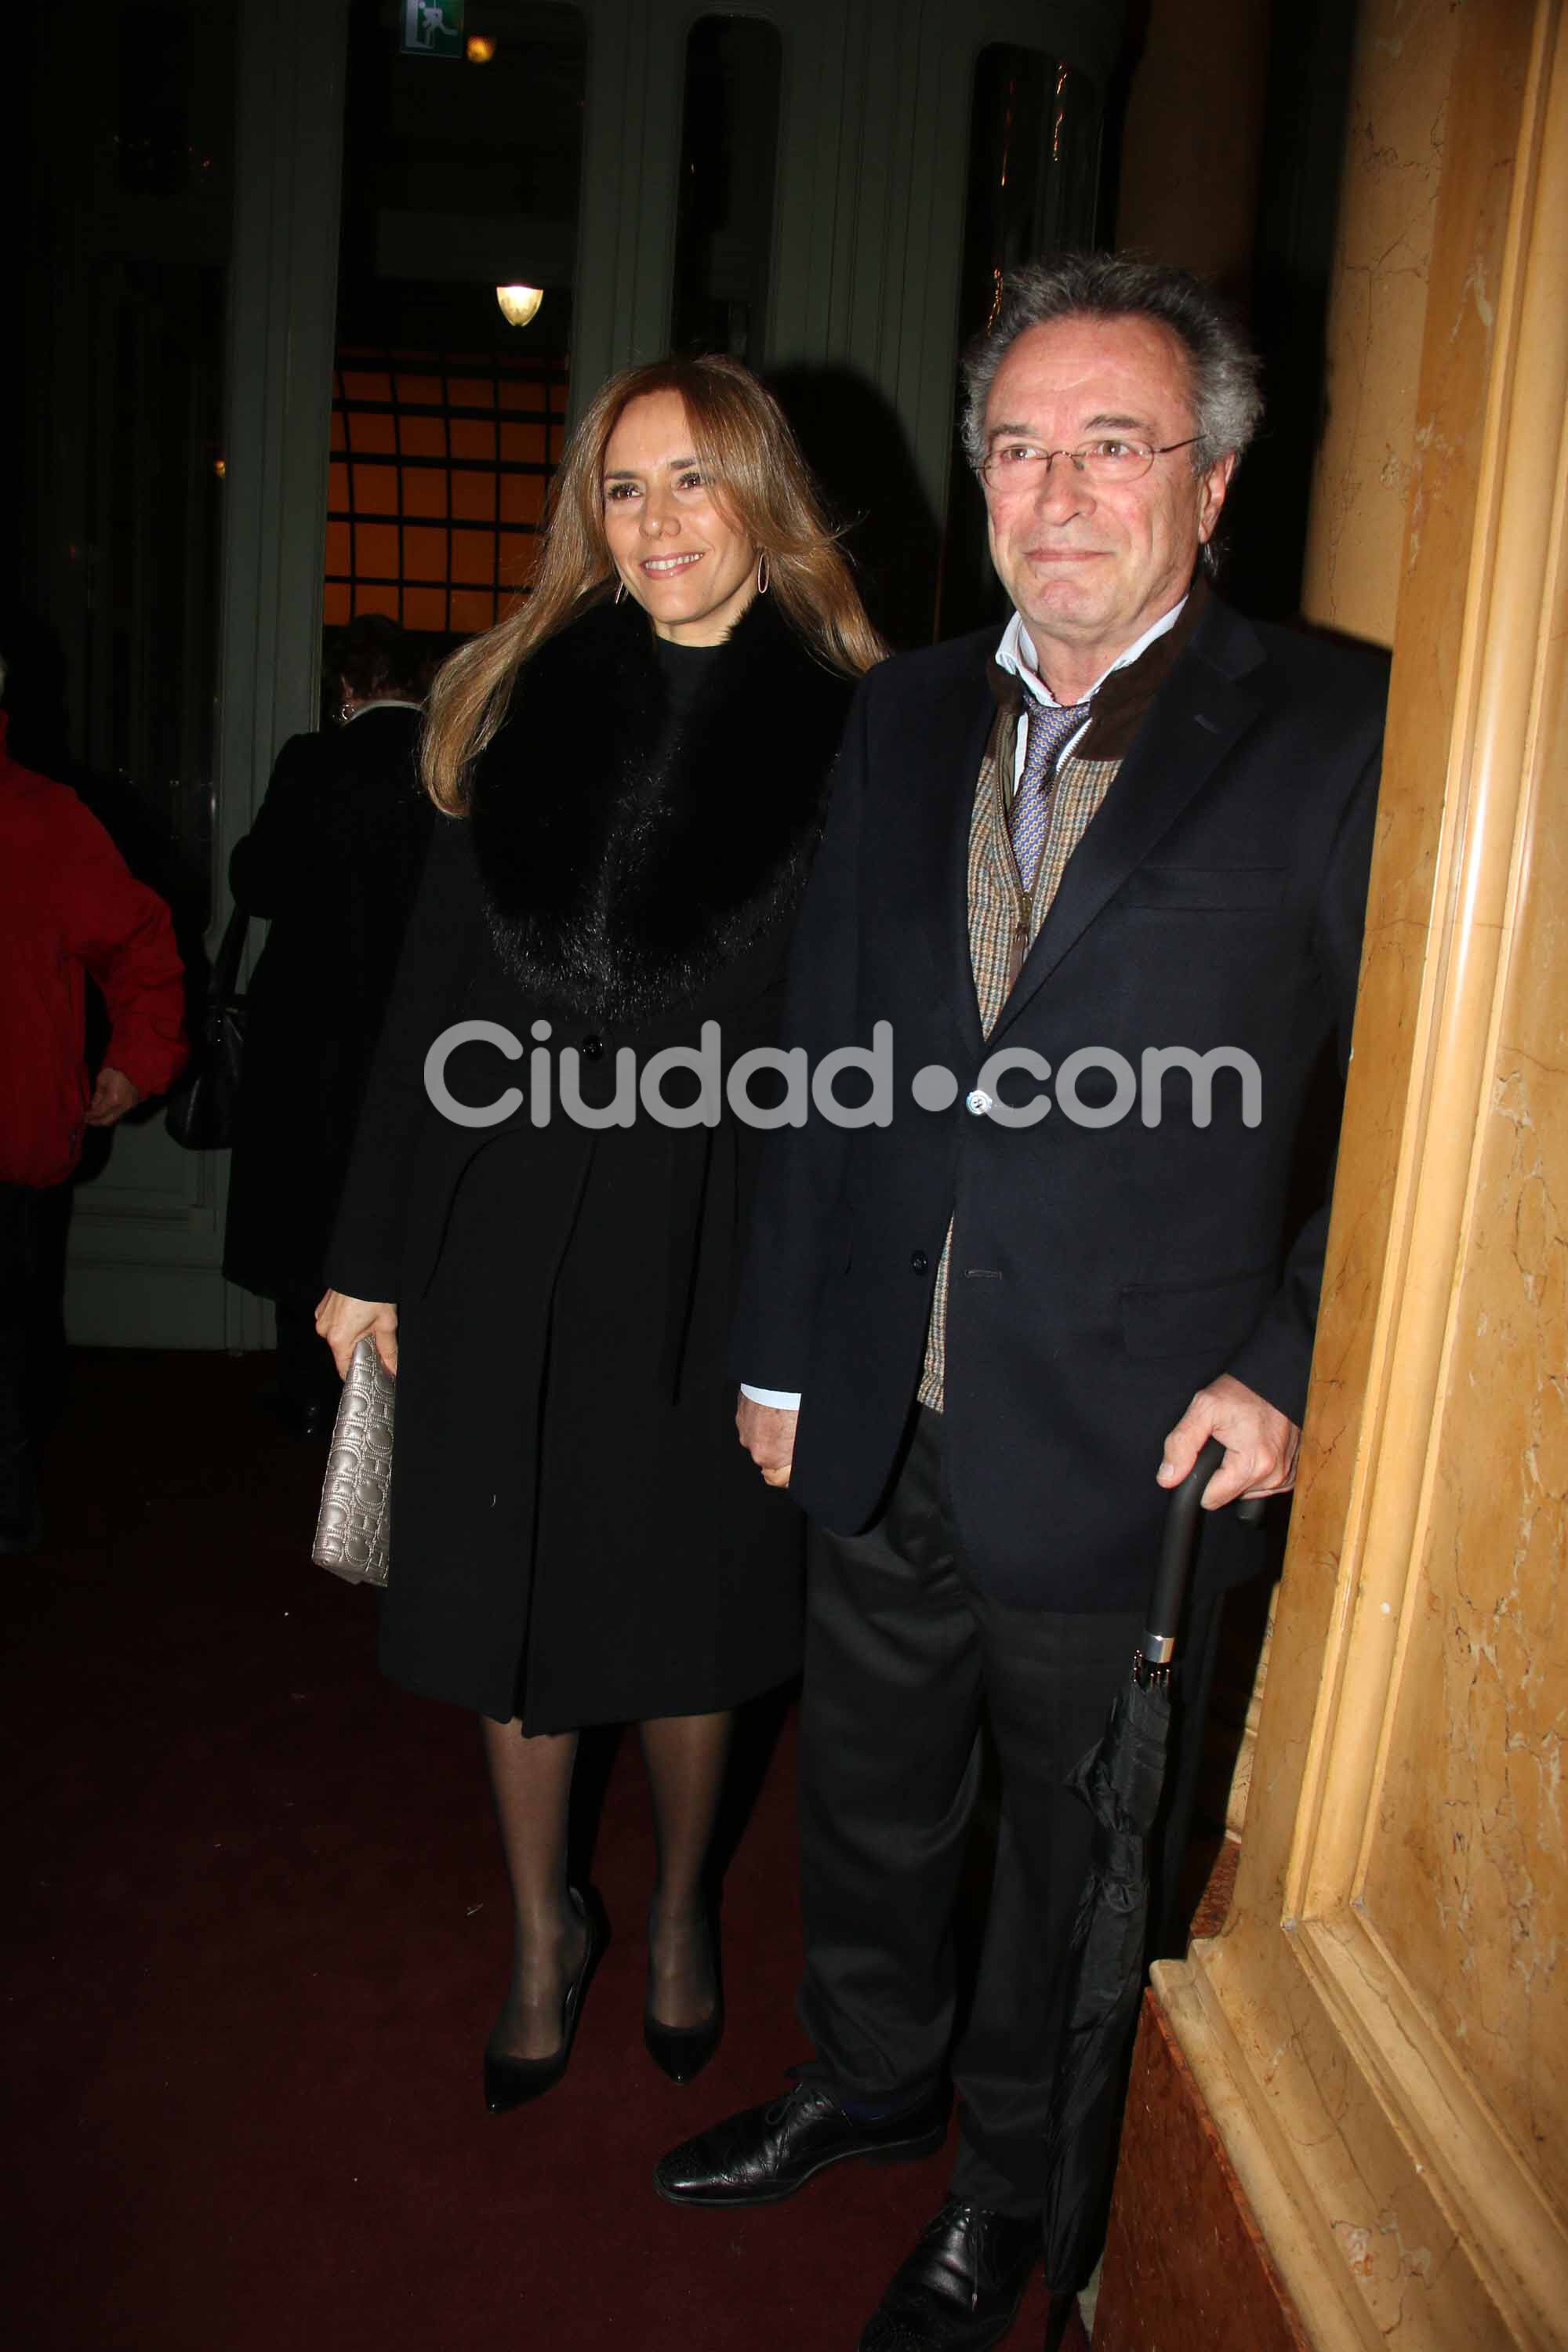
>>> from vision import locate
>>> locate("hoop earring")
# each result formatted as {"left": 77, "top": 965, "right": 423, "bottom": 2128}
{"left": 755, "top": 552, "right": 770, "bottom": 595}
{"left": 614, "top": 579, "right": 626, "bottom": 604}
{"left": 338, "top": 702, "right": 355, "bottom": 724}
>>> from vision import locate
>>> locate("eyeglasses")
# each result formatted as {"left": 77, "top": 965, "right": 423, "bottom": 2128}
{"left": 978, "top": 436, "right": 1200, "bottom": 489}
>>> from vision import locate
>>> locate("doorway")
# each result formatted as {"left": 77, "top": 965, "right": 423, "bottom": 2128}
{"left": 21, "top": 0, "right": 1123, "bottom": 1348}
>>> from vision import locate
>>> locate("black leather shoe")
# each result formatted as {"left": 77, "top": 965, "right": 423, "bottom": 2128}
{"left": 644, "top": 1990, "right": 724, "bottom": 2084}
{"left": 654, "top": 2078, "right": 948, "bottom": 2207}
{"left": 857, "top": 2199, "right": 1041, "bottom": 2350}
{"left": 483, "top": 1886, "right": 608, "bottom": 2114}
{"left": 644, "top": 1909, "right": 724, "bottom": 2084}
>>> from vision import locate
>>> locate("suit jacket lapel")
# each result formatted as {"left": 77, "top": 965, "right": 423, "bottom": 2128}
{"left": 989, "top": 605, "right": 1269, "bottom": 1043}
{"left": 900, "top": 641, "right": 993, "bottom": 1061}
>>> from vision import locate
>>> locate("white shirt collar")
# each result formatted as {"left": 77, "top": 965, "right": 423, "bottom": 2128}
{"left": 995, "top": 596, "right": 1189, "bottom": 711}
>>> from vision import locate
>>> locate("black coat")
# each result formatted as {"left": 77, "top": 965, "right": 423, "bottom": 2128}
{"left": 732, "top": 594, "right": 1388, "bottom": 1613}
{"left": 223, "top": 707, "right": 433, "bottom": 1301}
{"left": 327, "top": 595, "right": 857, "bottom": 1731}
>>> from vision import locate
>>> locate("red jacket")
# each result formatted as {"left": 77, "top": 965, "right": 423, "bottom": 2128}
{"left": 0, "top": 714, "right": 188, "bottom": 1186}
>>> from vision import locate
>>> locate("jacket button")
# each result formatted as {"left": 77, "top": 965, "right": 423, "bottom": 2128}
{"left": 910, "top": 1250, "right": 929, "bottom": 1275}
{"left": 581, "top": 1034, "right": 604, "bottom": 1060}
{"left": 965, "top": 1088, "right": 993, "bottom": 1116}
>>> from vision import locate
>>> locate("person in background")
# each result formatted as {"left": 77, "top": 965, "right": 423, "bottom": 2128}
{"left": 318, "top": 356, "right": 885, "bottom": 2112}
{"left": 223, "top": 615, "right": 432, "bottom": 1436}
{"left": 0, "top": 652, "right": 187, "bottom": 1552}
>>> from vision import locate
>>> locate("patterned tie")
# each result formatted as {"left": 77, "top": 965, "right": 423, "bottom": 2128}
{"left": 1010, "top": 695, "right": 1093, "bottom": 890}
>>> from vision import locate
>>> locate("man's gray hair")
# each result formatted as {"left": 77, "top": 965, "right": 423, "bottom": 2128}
{"left": 960, "top": 253, "right": 1264, "bottom": 477}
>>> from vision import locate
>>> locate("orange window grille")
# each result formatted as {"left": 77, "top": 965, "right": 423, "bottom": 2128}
{"left": 325, "top": 347, "right": 569, "bottom": 634}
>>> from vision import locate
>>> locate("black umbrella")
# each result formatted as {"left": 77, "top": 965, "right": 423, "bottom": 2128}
{"left": 1041, "top": 1436, "right": 1264, "bottom": 2299}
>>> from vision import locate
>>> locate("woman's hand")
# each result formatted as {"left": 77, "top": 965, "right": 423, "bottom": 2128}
{"left": 315, "top": 1290, "right": 399, "bottom": 1379}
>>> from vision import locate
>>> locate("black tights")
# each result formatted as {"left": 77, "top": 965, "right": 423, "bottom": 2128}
{"left": 480, "top": 1708, "right": 732, "bottom": 2063}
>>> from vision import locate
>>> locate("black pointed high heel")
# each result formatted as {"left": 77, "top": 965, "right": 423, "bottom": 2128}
{"left": 643, "top": 1904, "right": 724, "bottom": 2085}
{"left": 483, "top": 1886, "right": 609, "bottom": 2114}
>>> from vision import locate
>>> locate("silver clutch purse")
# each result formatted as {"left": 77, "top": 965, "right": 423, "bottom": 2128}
{"left": 312, "top": 1334, "right": 394, "bottom": 1586}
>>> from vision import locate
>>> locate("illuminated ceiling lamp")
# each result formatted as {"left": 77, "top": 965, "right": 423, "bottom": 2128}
{"left": 495, "top": 285, "right": 544, "bottom": 327}
{"left": 466, "top": 34, "right": 496, "bottom": 62}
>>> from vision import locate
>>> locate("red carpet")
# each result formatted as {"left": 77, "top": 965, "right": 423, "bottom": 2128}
{"left": 5, "top": 1352, "right": 1089, "bottom": 2352}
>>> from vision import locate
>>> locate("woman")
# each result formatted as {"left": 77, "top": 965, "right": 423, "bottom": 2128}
{"left": 225, "top": 615, "right": 432, "bottom": 1434}
{"left": 318, "top": 357, "right": 884, "bottom": 2109}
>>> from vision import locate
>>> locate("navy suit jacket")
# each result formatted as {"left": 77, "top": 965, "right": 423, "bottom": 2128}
{"left": 731, "top": 594, "right": 1388, "bottom": 1613}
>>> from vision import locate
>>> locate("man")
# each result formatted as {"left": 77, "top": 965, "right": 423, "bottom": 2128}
{"left": 0, "top": 658, "right": 187, "bottom": 1549}
{"left": 657, "top": 257, "right": 1386, "bottom": 2349}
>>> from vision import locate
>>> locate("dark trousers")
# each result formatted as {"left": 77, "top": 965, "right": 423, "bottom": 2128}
{"left": 796, "top": 1406, "right": 1221, "bottom": 2216}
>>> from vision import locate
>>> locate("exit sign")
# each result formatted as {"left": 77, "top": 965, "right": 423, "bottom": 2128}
{"left": 401, "top": 1, "right": 464, "bottom": 57}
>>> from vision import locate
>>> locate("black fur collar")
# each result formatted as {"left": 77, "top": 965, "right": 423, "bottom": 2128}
{"left": 467, "top": 593, "right": 855, "bottom": 1025}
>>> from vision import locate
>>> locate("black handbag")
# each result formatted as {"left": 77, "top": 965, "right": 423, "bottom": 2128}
{"left": 165, "top": 901, "right": 250, "bottom": 1150}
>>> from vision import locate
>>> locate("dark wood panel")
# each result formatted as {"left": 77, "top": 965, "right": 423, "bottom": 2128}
{"left": 1094, "top": 1991, "right": 1311, "bottom": 2352}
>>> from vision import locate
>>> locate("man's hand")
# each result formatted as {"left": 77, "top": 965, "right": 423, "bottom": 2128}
{"left": 316, "top": 1290, "right": 399, "bottom": 1379}
{"left": 84, "top": 1067, "right": 141, "bottom": 1127}
{"left": 737, "top": 1392, "right": 797, "bottom": 1489}
{"left": 1159, "top": 1373, "right": 1299, "bottom": 1509}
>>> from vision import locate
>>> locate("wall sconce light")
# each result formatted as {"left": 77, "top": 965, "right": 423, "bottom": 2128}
{"left": 495, "top": 285, "right": 544, "bottom": 327}
{"left": 466, "top": 34, "right": 496, "bottom": 62}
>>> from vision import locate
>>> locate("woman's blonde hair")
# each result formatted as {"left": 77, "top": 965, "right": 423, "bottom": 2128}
{"left": 422, "top": 354, "right": 886, "bottom": 811}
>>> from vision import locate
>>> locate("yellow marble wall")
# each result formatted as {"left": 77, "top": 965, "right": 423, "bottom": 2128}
{"left": 1300, "top": 0, "right": 1465, "bottom": 646}
{"left": 1359, "top": 398, "right": 1568, "bottom": 2220}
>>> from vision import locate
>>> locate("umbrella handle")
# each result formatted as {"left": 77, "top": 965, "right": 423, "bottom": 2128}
{"left": 1142, "top": 1436, "right": 1269, "bottom": 1669}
